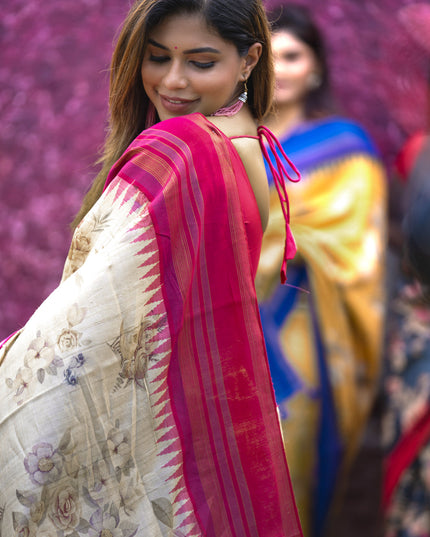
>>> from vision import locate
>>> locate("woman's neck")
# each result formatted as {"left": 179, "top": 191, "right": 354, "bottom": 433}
{"left": 265, "top": 103, "right": 306, "bottom": 138}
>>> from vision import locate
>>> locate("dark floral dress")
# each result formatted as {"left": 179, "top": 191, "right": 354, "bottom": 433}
{"left": 384, "top": 277, "right": 430, "bottom": 537}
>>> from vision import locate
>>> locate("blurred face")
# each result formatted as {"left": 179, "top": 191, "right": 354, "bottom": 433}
{"left": 141, "top": 13, "right": 250, "bottom": 121}
{"left": 271, "top": 30, "right": 319, "bottom": 108}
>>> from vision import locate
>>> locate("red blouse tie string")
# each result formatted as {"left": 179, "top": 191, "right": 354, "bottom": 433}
{"left": 257, "top": 125, "right": 301, "bottom": 283}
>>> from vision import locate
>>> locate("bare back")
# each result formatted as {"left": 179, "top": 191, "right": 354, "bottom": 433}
{"left": 207, "top": 108, "right": 270, "bottom": 231}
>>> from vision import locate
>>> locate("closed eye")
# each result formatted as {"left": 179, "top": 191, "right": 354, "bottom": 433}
{"left": 149, "top": 54, "right": 170, "bottom": 63}
{"left": 191, "top": 61, "right": 215, "bottom": 69}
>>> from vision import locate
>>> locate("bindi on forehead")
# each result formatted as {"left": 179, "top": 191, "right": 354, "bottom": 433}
{"left": 174, "top": 46, "right": 178, "bottom": 49}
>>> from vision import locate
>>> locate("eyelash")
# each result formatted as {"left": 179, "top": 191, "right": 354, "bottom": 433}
{"left": 149, "top": 55, "right": 169, "bottom": 63}
{"left": 149, "top": 55, "right": 215, "bottom": 69}
{"left": 192, "top": 61, "right": 215, "bottom": 69}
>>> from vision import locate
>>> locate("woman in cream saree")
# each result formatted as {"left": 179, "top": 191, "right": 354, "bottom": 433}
{"left": 0, "top": 114, "right": 302, "bottom": 537}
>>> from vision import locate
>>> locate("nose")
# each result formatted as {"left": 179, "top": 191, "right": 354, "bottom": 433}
{"left": 274, "top": 60, "right": 285, "bottom": 75}
{"left": 162, "top": 59, "right": 188, "bottom": 90}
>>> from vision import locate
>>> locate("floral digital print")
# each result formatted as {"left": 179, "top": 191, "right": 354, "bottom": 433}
{"left": 62, "top": 211, "right": 112, "bottom": 281}
{"left": 57, "top": 303, "right": 87, "bottom": 353}
{"left": 64, "top": 353, "right": 86, "bottom": 386}
{"left": 29, "top": 500, "right": 45, "bottom": 525}
{"left": 57, "top": 329, "right": 81, "bottom": 354}
{"left": 13, "top": 422, "right": 140, "bottom": 537}
{"left": 6, "top": 366, "right": 34, "bottom": 406}
{"left": 66, "top": 304, "right": 87, "bottom": 328}
{"left": 86, "top": 460, "right": 110, "bottom": 506}
{"left": 5, "top": 304, "right": 88, "bottom": 405}
{"left": 88, "top": 509, "right": 121, "bottom": 537}
{"left": 110, "top": 317, "right": 166, "bottom": 393}
{"left": 384, "top": 283, "right": 430, "bottom": 451}
{"left": 118, "top": 479, "right": 145, "bottom": 517}
{"left": 386, "top": 445, "right": 430, "bottom": 537}
{"left": 0, "top": 183, "right": 188, "bottom": 536}
{"left": 65, "top": 228, "right": 93, "bottom": 278}
{"left": 107, "top": 428, "right": 132, "bottom": 472}
{"left": 24, "top": 334, "right": 55, "bottom": 370}
{"left": 384, "top": 280, "right": 430, "bottom": 536}
{"left": 48, "top": 481, "right": 81, "bottom": 533}
{"left": 119, "top": 320, "right": 150, "bottom": 388}
{"left": 12, "top": 511, "right": 36, "bottom": 537}
{"left": 24, "top": 443, "right": 63, "bottom": 486}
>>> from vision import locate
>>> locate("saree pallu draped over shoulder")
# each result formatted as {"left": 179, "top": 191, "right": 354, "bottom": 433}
{"left": 0, "top": 113, "right": 302, "bottom": 537}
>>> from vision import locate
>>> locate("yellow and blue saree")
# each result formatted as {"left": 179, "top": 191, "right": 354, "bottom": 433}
{"left": 256, "top": 116, "right": 387, "bottom": 537}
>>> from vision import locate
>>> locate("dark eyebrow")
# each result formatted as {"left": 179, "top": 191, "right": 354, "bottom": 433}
{"left": 183, "top": 46, "right": 221, "bottom": 54}
{"left": 148, "top": 39, "right": 220, "bottom": 55}
{"left": 148, "top": 38, "right": 169, "bottom": 50}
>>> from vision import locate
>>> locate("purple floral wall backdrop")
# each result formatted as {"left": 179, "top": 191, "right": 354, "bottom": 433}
{"left": 1, "top": 0, "right": 429, "bottom": 340}
{"left": 0, "top": 1, "right": 129, "bottom": 339}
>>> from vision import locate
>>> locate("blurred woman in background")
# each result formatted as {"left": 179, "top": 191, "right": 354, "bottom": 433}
{"left": 257, "top": 4, "right": 387, "bottom": 536}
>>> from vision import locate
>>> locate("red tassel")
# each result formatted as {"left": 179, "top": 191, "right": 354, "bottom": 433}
{"left": 280, "top": 259, "right": 287, "bottom": 284}
{"left": 280, "top": 224, "right": 297, "bottom": 284}
{"left": 255, "top": 126, "right": 301, "bottom": 284}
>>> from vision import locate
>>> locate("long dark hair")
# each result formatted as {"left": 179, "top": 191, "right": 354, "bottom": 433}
{"left": 267, "top": 3, "right": 336, "bottom": 119}
{"left": 72, "top": 0, "right": 273, "bottom": 230}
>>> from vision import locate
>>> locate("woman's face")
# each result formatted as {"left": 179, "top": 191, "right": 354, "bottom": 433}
{"left": 271, "top": 30, "right": 319, "bottom": 108}
{"left": 141, "top": 13, "right": 253, "bottom": 121}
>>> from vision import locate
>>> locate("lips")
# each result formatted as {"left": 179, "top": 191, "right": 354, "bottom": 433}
{"left": 162, "top": 96, "right": 192, "bottom": 104}
{"left": 159, "top": 94, "right": 199, "bottom": 114}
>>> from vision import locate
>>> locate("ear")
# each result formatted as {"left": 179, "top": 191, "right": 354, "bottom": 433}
{"left": 241, "top": 42, "right": 262, "bottom": 80}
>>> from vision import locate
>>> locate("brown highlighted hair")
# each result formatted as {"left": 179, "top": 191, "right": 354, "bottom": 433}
{"left": 72, "top": 0, "right": 273, "bottom": 230}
